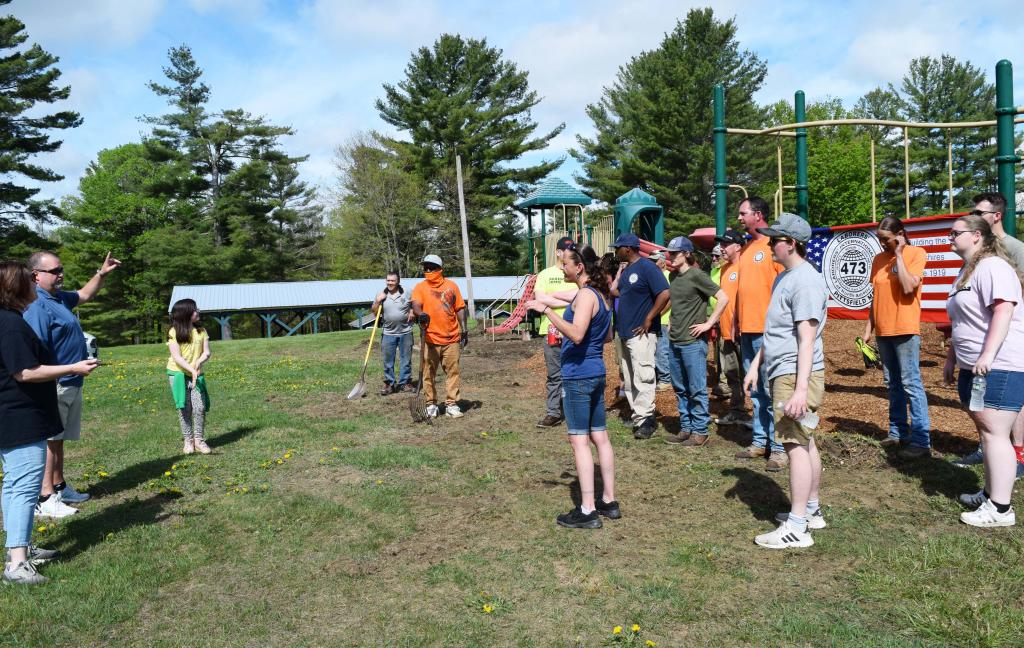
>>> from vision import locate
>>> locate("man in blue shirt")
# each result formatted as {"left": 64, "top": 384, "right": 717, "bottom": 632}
{"left": 610, "top": 233, "right": 670, "bottom": 439}
{"left": 23, "top": 250, "right": 121, "bottom": 518}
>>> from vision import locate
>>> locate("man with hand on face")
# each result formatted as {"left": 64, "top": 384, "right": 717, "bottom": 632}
{"left": 411, "top": 255, "right": 468, "bottom": 419}
{"left": 23, "top": 250, "right": 121, "bottom": 518}
{"left": 372, "top": 271, "right": 415, "bottom": 396}
{"left": 610, "top": 233, "right": 670, "bottom": 439}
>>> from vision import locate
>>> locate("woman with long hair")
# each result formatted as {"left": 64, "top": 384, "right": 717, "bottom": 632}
{"left": 526, "top": 245, "right": 619, "bottom": 529}
{"left": 166, "top": 298, "right": 212, "bottom": 455}
{"left": 1, "top": 261, "right": 97, "bottom": 584}
{"left": 864, "top": 216, "right": 932, "bottom": 458}
{"left": 945, "top": 214, "right": 1024, "bottom": 527}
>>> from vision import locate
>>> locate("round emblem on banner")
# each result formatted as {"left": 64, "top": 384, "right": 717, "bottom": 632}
{"left": 628, "top": 273, "right": 638, "bottom": 284}
{"left": 729, "top": 271, "right": 738, "bottom": 281}
{"left": 821, "top": 230, "right": 882, "bottom": 309}
{"left": 754, "top": 251, "right": 765, "bottom": 263}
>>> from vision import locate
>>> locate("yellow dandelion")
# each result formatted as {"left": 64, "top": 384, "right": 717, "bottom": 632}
{"left": 375, "top": 480, "right": 383, "bottom": 485}
{"left": 164, "top": 470, "right": 172, "bottom": 477}
{"left": 36, "top": 525, "right": 47, "bottom": 533}
{"left": 613, "top": 626, "right": 622, "bottom": 635}
{"left": 482, "top": 604, "right": 493, "bottom": 614}
{"left": 480, "top": 432, "right": 488, "bottom": 438}
{"left": 171, "top": 464, "right": 178, "bottom": 470}
{"left": 275, "top": 459, "right": 283, "bottom": 465}
{"left": 331, "top": 446, "right": 339, "bottom": 452}
{"left": 632, "top": 624, "right": 641, "bottom": 632}
{"left": 645, "top": 642, "right": 657, "bottom": 647}
{"left": 283, "top": 453, "right": 292, "bottom": 459}
{"left": 97, "top": 470, "right": 109, "bottom": 478}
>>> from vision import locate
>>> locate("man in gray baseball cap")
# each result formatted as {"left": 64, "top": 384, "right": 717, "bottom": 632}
{"left": 756, "top": 212, "right": 812, "bottom": 243}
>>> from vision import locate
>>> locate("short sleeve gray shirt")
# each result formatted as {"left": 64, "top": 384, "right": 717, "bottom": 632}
{"left": 380, "top": 290, "right": 412, "bottom": 336}
{"left": 1001, "top": 235, "right": 1024, "bottom": 273}
{"left": 762, "top": 261, "right": 828, "bottom": 381}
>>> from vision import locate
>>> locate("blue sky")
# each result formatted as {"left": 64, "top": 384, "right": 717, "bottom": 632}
{"left": 10, "top": 0, "right": 1024, "bottom": 205}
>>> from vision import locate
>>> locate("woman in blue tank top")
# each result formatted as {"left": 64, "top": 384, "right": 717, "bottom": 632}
{"left": 527, "top": 245, "right": 620, "bottom": 529}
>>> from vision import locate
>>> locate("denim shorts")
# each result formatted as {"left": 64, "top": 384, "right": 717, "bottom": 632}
{"left": 957, "top": 369, "right": 1024, "bottom": 412}
{"left": 562, "top": 376, "right": 607, "bottom": 435}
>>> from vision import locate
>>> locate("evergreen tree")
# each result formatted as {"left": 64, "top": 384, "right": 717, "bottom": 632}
{"left": 0, "top": 0, "right": 82, "bottom": 244}
{"left": 572, "top": 8, "right": 769, "bottom": 236}
{"left": 376, "top": 34, "right": 561, "bottom": 274}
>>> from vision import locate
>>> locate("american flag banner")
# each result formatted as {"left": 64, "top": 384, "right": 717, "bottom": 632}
{"left": 808, "top": 213, "right": 964, "bottom": 324}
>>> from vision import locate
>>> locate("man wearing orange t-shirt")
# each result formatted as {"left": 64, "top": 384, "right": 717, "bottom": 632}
{"left": 863, "top": 217, "right": 931, "bottom": 458}
{"left": 411, "top": 254, "right": 468, "bottom": 419}
{"left": 734, "top": 197, "right": 787, "bottom": 471}
{"left": 714, "top": 229, "right": 750, "bottom": 425}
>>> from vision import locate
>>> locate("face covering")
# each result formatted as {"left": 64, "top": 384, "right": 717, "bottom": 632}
{"left": 424, "top": 269, "right": 445, "bottom": 287}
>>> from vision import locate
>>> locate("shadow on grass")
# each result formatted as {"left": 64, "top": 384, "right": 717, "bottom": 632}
{"left": 830, "top": 415, "right": 975, "bottom": 456}
{"left": 89, "top": 424, "right": 261, "bottom": 499}
{"left": 721, "top": 466, "right": 788, "bottom": 522}
{"left": 883, "top": 453, "right": 980, "bottom": 501}
{"left": 58, "top": 491, "right": 182, "bottom": 560}
{"left": 826, "top": 383, "right": 963, "bottom": 410}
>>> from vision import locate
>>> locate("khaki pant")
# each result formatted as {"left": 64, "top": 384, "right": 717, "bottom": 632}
{"left": 619, "top": 333, "right": 657, "bottom": 425}
{"left": 424, "top": 342, "right": 461, "bottom": 406}
{"left": 720, "top": 339, "right": 746, "bottom": 413}
{"left": 770, "top": 370, "right": 825, "bottom": 445}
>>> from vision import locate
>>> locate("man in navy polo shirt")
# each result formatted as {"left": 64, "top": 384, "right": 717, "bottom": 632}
{"left": 610, "top": 233, "right": 670, "bottom": 439}
{"left": 24, "top": 250, "right": 121, "bottom": 518}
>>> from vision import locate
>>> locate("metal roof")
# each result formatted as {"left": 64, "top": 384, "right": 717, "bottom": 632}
{"left": 168, "top": 276, "right": 525, "bottom": 313}
{"left": 515, "top": 177, "right": 592, "bottom": 209}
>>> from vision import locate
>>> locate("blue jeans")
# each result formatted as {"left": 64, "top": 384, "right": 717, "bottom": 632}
{"left": 656, "top": 328, "right": 672, "bottom": 384}
{"left": 2, "top": 440, "right": 46, "bottom": 548}
{"left": 381, "top": 333, "right": 413, "bottom": 386}
{"left": 741, "top": 333, "right": 782, "bottom": 453}
{"left": 669, "top": 338, "right": 710, "bottom": 434}
{"left": 877, "top": 334, "right": 931, "bottom": 448}
{"left": 563, "top": 376, "right": 607, "bottom": 435}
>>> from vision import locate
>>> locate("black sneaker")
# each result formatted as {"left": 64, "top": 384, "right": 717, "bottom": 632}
{"left": 633, "top": 416, "right": 657, "bottom": 439}
{"left": 595, "top": 499, "right": 622, "bottom": 519}
{"left": 556, "top": 507, "right": 602, "bottom": 529}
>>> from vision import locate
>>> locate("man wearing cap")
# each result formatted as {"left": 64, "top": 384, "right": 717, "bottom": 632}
{"left": 610, "top": 233, "right": 670, "bottom": 439}
{"left": 714, "top": 229, "right": 752, "bottom": 425}
{"left": 531, "top": 236, "right": 577, "bottom": 427}
{"left": 23, "top": 250, "right": 121, "bottom": 518}
{"left": 662, "top": 236, "right": 728, "bottom": 447}
{"left": 649, "top": 250, "right": 673, "bottom": 390}
{"left": 410, "top": 255, "right": 468, "bottom": 419}
{"left": 743, "top": 212, "right": 829, "bottom": 549}
{"left": 734, "top": 196, "right": 787, "bottom": 471}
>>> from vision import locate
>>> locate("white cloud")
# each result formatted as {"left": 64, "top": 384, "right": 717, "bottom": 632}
{"left": 10, "top": 0, "right": 164, "bottom": 49}
{"left": 186, "top": 0, "right": 267, "bottom": 15}
{"left": 302, "top": 0, "right": 446, "bottom": 46}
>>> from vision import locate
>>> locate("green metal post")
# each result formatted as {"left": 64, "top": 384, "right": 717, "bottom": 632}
{"left": 713, "top": 85, "right": 727, "bottom": 235}
{"left": 540, "top": 208, "right": 547, "bottom": 268}
{"left": 995, "top": 60, "right": 1019, "bottom": 237}
{"left": 526, "top": 208, "right": 535, "bottom": 273}
{"left": 795, "top": 90, "right": 809, "bottom": 220}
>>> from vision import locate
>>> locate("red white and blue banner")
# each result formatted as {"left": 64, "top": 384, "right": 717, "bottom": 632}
{"left": 807, "top": 213, "right": 964, "bottom": 324}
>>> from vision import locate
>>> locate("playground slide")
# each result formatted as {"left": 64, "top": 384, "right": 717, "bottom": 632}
{"left": 484, "top": 274, "right": 537, "bottom": 334}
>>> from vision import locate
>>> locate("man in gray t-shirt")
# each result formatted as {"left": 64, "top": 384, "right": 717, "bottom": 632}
{"left": 743, "top": 213, "right": 829, "bottom": 550}
{"left": 372, "top": 271, "right": 414, "bottom": 395}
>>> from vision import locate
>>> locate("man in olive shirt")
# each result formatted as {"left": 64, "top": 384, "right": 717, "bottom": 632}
{"left": 662, "top": 236, "right": 728, "bottom": 447}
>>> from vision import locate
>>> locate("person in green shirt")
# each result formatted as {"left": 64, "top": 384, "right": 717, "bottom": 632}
{"left": 531, "top": 236, "right": 578, "bottom": 427}
{"left": 663, "top": 237, "right": 729, "bottom": 447}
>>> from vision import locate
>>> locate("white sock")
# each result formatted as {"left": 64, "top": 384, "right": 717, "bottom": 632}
{"left": 580, "top": 505, "right": 594, "bottom": 515}
{"left": 787, "top": 513, "right": 808, "bottom": 533}
{"left": 806, "top": 499, "right": 820, "bottom": 515}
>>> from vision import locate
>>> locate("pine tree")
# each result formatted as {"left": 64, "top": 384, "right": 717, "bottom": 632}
{"left": 0, "top": 0, "right": 82, "bottom": 238}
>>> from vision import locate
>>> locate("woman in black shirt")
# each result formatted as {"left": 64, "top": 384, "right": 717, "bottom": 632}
{"left": 1, "top": 261, "right": 97, "bottom": 584}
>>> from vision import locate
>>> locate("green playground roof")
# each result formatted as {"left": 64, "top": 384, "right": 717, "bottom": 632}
{"left": 515, "top": 177, "right": 592, "bottom": 209}
{"left": 615, "top": 187, "right": 659, "bottom": 206}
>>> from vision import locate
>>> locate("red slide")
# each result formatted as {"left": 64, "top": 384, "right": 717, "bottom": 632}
{"left": 484, "top": 274, "right": 538, "bottom": 334}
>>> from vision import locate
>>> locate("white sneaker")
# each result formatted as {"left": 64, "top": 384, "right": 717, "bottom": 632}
{"left": 2, "top": 560, "right": 48, "bottom": 585}
{"left": 754, "top": 520, "right": 814, "bottom": 549}
{"left": 958, "top": 489, "right": 986, "bottom": 508}
{"left": 960, "top": 500, "right": 1015, "bottom": 528}
{"left": 425, "top": 404, "right": 439, "bottom": 419}
{"left": 445, "top": 404, "right": 464, "bottom": 418}
{"left": 57, "top": 483, "right": 90, "bottom": 504}
{"left": 35, "top": 495, "right": 78, "bottom": 518}
{"left": 6, "top": 545, "right": 60, "bottom": 566}
{"left": 775, "top": 508, "right": 827, "bottom": 530}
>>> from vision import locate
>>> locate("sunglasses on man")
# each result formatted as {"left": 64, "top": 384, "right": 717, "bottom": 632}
{"left": 34, "top": 266, "right": 64, "bottom": 275}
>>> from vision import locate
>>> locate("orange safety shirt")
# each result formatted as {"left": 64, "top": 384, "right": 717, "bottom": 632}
{"left": 870, "top": 245, "right": 926, "bottom": 337}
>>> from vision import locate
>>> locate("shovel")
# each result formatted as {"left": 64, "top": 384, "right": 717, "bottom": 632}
{"left": 409, "top": 325, "right": 430, "bottom": 423}
{"left": 347, "top": 305, "right": 382, "bottom": 400}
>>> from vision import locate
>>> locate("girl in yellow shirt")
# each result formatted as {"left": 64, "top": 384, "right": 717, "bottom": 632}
{"left": 166, "top": 299, "right": 211, "bottom": 454}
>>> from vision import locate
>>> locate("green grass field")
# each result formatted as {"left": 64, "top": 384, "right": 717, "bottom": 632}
{"left": 2, "top": 330, "right": 1022, "bottom": 647}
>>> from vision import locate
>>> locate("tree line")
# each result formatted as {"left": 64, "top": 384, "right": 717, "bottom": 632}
{"left": 1, "top": 4, "right": 1018, "bottom": 342}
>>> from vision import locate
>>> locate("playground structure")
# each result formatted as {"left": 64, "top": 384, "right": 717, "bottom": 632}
{"left": 712, "top": 59, "right": 1023, "bottom": 235}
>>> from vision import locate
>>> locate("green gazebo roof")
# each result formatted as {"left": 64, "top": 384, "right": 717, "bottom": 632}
{"left": 615, "top": 187, "right": 659, "bottom": 206}
{"left": 516, "top": 177, "right": 592, "bottom": 209}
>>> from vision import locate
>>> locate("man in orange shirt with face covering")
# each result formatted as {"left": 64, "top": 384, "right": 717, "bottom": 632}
{"left": 411, "top": 255, "right": 468, "bottom": 419}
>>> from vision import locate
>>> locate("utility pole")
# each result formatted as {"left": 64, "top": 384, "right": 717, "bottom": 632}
{"left": 455, "top": 154, "right": 476, "bottom": 318}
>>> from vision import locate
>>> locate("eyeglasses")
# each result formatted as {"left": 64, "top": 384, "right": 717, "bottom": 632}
{"left": 948, "top": 230, "right": 972, "bottom": 240}
{"left": 769, "top": 237, "right": 793, "bottom": 246}
{"left": 34, "top": 267, "right": 64, "bottom": 275}
{"left": 969, "top": 210, "right": 997, "bottom": 217}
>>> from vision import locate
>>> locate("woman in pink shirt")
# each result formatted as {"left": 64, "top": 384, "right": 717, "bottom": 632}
{"left": 945, "top": 213, "right": 1024, "bottom": 528}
